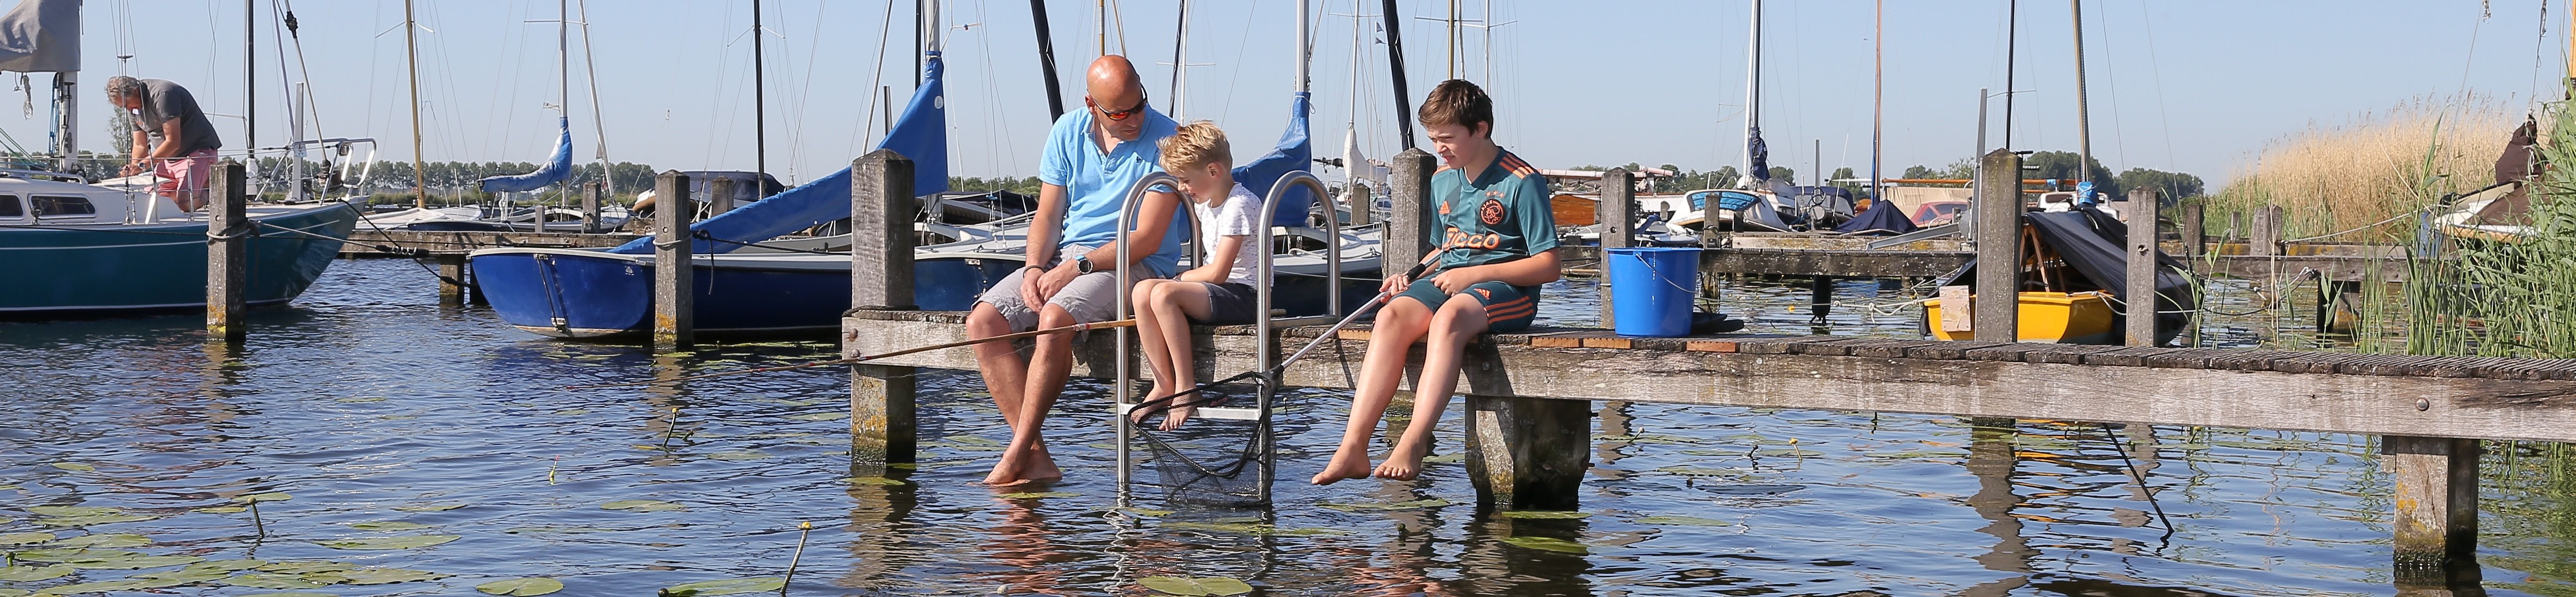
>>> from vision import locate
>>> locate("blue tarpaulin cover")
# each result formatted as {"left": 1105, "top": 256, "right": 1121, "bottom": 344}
{"left": 1228, "top": 92, "right": 1314, "bottom": 227}
{"left": 478, "top": 116, "right": 573, "bottom": 193}
{"left": 610, "top": 53, "right": 950, "bottom": 254}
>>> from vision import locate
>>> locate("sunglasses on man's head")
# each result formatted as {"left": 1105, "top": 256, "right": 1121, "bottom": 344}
{"left": 1089, "top": 91, "right": 1149, "bottom": 121}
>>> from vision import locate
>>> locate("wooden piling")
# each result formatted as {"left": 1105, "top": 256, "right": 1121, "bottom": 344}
{"left": 1972, "top": 149, "right": 2022, "bottom": 341}
{"left": 2251, "top": 204, "right": 2281, "bottom": 257}
{"left": 1809, "top": 276, "right": 1833, "bottom": 324}
{"left": 581, "top": 182, "right": 604, "bottom": 234}
{"left": 435, "top": 253, "right": 470, "bottom": 305}
{"left": 2385, "top": 436, "right": 2479, "bottom": 577}
{"left": 2180, "top": 202, "right": 2205, "bottom": 259}
{"left": 1387, "top": 149, "right": 1437, "bottom": 273}
{"left": 2125, "top": 201, "right": 2158, "bottom": 347}
{"left": 1464, "top": 395, "right": 1590, "bottom": 510}
{"left": 847, "top": 150, "right": 918, "bottom": 476}
{"left": 1346, "top": 181, "right": 1373, "bottom": 226}
{"left": 651, "top": 170, "right": 694, "bottom": 350}
{"left": 1597, "top": 168, "right": 1635, "bottom": 327}
{"left": 206, "top": 159, "right": 248, "bottom": 341}
{"left": 708, "top": 177, "right": 736, "bottom": 219}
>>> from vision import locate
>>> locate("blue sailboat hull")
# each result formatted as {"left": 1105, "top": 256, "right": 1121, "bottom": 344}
{"left": 468, "top": 249, "right": 1017, "bottom": 338}
{"left": 0, "top": 202, "right": 358, "bottom": 316}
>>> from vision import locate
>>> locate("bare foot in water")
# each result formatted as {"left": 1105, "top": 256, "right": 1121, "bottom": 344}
{"left": 1372, "top": 443, "right": 1427, "bottom": 481}
{"left": 1158, "top": 402, "right": 1194, "bottom": 431}
{"left": 1310, "top": 447, "right": 1374, "bottom": 485}
{"left": 985, "top": 447, "right": 1063, "bottom": 486}
{"left": 1129, "top": 384, "right": 1172, "bottom": 426}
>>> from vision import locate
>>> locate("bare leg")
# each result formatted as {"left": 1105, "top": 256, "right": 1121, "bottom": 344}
{"left": 1130, "top": 281, "right": 1181, "bottom": 424}
{"left": 966, "top": 304, "right": 1030, "bottom": 431}
{"left": 1149, "top": 283, "right": 1219, "bottom": 431}
{"left": 1376, "top": 295, "right": 1489, "bottom": 480}
{"left": 988, "top": 305, "right": 1075, "bottom": 485}
{"left": 1313, "top": 298, "right": 1432, "bottom": 485}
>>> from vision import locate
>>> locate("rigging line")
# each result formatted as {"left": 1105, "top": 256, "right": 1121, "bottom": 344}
{"left": 2091, "top": 0, "right": 2127, "bottom": 168}
{"left": 1214, "top": 1, "right": 1256, "bottom": 124}
{"left": 2459, "top": 4, "right": 2487, "bottom": 102}
{"left": 858, "top": 0, "right": 897, "bottom": 153}
{"left": 793, "top": 0, "right": 833, "bottom": 185}
{"left": 1110, "top": 0, "right": 1130, "bottom": 56}
{"left": 976, "top": 0, "right": 1022, "bottom": 176}
{"left": 577, "top": 0, "right": 613, "bottom": 196}
{"left": 2130, "top": 1, "right": 2178, "bottom": 169}
{"left": 2533, "top": 0, "right": 2551, "bottom": 105}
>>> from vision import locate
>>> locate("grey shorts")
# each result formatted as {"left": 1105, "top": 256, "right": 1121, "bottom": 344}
{"left": 975, "top": 245, "right": 1157, "bottom": 331}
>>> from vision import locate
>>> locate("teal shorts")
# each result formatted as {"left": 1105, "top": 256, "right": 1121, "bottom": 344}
{"left": 1393, "top": 279, "right": 1539, "bottom": 332}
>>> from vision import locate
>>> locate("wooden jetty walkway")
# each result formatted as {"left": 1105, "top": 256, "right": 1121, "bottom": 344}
{"left": 610, "top": 149, "right": 2563, "bottom": 589}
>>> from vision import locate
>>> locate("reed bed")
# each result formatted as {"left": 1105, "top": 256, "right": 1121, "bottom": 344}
{"left": 2407, "top": 88, "right": 2576, "bottom": 358}
{"left": 2208, "top": 93, "right": 2513, "bottom": 242}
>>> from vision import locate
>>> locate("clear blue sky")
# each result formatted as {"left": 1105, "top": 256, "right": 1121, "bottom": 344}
{"left": 16, "top": 0, "right": 2568, "bottom": 189}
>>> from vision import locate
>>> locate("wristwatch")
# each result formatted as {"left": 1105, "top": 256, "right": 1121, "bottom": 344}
{"left": 1074, "top": 255, "right": 1097, "bottom": 274}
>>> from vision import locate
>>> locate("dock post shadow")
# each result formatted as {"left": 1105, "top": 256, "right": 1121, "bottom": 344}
{"left": 847, "top": 150, "right": 918, "bottom": 478}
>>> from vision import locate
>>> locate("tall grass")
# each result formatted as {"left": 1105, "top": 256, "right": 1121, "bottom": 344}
{"left": 2407, "top": 86, "right": 2576, "bottom": 358}
{"left": 2209, "top": 94, "right": 2513, "bottom": 242}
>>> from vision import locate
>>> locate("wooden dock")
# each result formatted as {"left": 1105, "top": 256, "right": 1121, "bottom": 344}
{"left": 1556, "top": 240, "right": 2411, "bottom": 282}
{"left": 822, "top": 154, "right": 2560, "bottom": 589}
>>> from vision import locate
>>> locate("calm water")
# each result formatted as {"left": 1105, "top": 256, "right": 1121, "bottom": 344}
{"left": 1, "top": 259, "right": 2570, "bottom": 596}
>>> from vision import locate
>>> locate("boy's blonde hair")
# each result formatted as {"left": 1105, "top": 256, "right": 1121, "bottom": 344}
{"left": 1157, "top": 120, "right": 1232, "bottom": 171}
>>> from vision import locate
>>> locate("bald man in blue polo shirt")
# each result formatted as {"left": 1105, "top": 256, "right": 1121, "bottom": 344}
{"left": 968, "top": 55, "right": 1188, "bottom": 486}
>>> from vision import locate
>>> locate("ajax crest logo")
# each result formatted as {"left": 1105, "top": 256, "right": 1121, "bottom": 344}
{"left": 1478, "top": 198, "right": 1507, "bottom": 226}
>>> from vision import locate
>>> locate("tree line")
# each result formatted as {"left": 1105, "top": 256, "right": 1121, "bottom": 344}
{"left": 1566, "top": 152, "right": 2205, "bottom": 204}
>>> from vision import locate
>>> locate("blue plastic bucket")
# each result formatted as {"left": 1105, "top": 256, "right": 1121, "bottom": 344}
{"left": 1605, "top": 247, "right": 1701, "bottom": 337}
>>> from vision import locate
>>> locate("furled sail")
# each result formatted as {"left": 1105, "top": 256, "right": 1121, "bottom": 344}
{"left": 609, "top": 53, "right": 949, "bottom": 255}
{"left": 0, "top": 0, "right": 76, "bottom": 73}
{"left": 477, "top": 116, "right": 573, "bottom": 193}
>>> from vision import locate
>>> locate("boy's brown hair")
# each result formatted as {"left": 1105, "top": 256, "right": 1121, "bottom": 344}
{"left": 1417, "top": 79, "right": 1495, "bottom": 136}
{"left": 1157, "top": 120, "right": 1232, "bottom": 171}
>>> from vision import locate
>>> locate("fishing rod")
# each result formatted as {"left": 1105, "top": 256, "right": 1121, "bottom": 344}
{"left": 1127, "top": 245, "right": 1455, "bottom": 423}
{"left": 565, "top": 318, "right": 1138, "bottom": 389}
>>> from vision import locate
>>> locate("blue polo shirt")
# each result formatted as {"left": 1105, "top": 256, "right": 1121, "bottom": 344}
{"left": 1037, "top": 106, "right": 1186, "bottom": 277}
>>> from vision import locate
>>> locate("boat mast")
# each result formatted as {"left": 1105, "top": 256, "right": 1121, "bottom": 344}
{"left": 753, "top": 0, "right": 766, "bottom": 187}
{"left": 2002, "top": 0, "right": 2016, "bottom": 151}
{"left": 2069, "top": 0, "right": 2093, "bottom": 200}
{"left": 1379, "top": 0, "right": 1416, "bottom": 150}
{"left": 1028, "top": 0, "right": 1065, "bottom": 119}
{"left": 405, "top": 0, "right": 426, "bottom": 210}
{"left": 1742, "top": 0, "right": 1760, "bottom": 176}
{"left": 1871, "top": 0, "right": 1882, "bottom": 203}
{"left": 245, "top": 0, "right": 254, "bottom": 165}
{"left": 578, "top": 0, "right": 614, "bottom": 196}
{"left": 1166, "top": 0, "right": 1190, "bottom": 119}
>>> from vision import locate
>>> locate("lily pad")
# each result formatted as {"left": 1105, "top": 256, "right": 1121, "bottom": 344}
{"left": 313, "top": 534, "right": 460, "bottom": 550}
{"left": 348, "top": 521, "right": 432, "bottom": 532}
{"left": 185, "top": 558, "right": 268, "bottom": 572}
{"left": 48, "top": 462, "right": 95, "bottom": 472}
{"left": 1420, "top": 453, "right": 1465, "bottom": 463}
{"left": 11, "top": 548, "right": 131, "bottom": 562}
{"left": 33, "top": 514, "right": 156, "bottom": 527}
{"left": 663, "top": 577, "right": 787, "bottom": 595}
{"left": 0, "top": 564, "right": 73, "bottom": 581}
{"left": 196, "top": 506, "right": 249, "bottom": 514}
{"left": 1319, "top": 498, "right": 1453, "bottom": 512}
{"left": 64, "top": 553, "right": 203, "bottom": 569}
{"left": 1498, "top": 536, "right": 1589, "bottom": 554}
{"left": 1158, "top": 522, "right": 1348, "bottom": 537}
{"left": 0, "top": 532, "right": 56, "bottom": 546}
{"left": 1115, "top": 507, "right": 1174, "bottom": 518}
{"left": 550, "top": 409, "right": 590, "bottom": 416}
{"left": 475, "top": 577, "right": 565, "bottom": 596}
{"left": 50, "top": 533, "right": 149, "bottom": 548}
{"left": 705, "top": 451, "right": 772, "bottom": 461}
{"left": 1634, "top": 515, "right": 1733, "bottom": 527}
{"left": 503, "top": 525, "right": 615, "bottom": 535}
{"left": 1138, "top": 576, "right": 1255, "bottom": 596}
{"left": 236, "top": 593, "right": 337, "bottom": 597}
{"left": 0, "top": 588, "right": 25, "bottom": 597}
{"left": 256, "top": 561, "right": 359, "bottom": 574}
{"left": 226, "top": 573, "right": 333, "bottom": 589}
{"left": 1496, "top": 510, "right": 1592, "bottom": 519}
{"left": 310, "top": 567, "right": 453, "bottom": 585}
{"left": 25, "top": 506, "right": 115, "bottom": 517}
{"left": 789, "top": 411, "right": 847, "bottom": 421}
{"left": 29, "top": 579, "right": 162, "bottom": 594}
{"left": 392, "top": 503, "right": 467, "bottom": 512}
{"left": 995, "top": 492, "right": 1079, "bottom": 500}
{"left": 131, "top": 566, "right": 231, "bottom": 583}
{"left": 235, "top": 492, "right": 294, "bottom": 503}
{"left": 600, "top": 500, "right": 686, "bottom": 512}
{"left": 841, "top": 476, "right": 906, "bottom": 486}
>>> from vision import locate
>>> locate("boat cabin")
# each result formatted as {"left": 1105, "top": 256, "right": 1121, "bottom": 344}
{"left": 0, "top": 171, "right": 187, "bottom": 226}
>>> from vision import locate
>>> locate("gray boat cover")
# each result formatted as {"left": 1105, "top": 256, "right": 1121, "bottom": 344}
{"left": 0, "top": 0, "right": 75, "bottom": 73}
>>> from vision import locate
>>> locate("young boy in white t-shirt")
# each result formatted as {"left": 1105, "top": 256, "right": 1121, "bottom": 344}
{"left": 1129, "top": 121, "right": 1267, "bottom": 431}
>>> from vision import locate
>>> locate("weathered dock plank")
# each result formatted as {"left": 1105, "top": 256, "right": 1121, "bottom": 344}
{"left": 840, "top": 312, "right": 2576, "bottom": 444}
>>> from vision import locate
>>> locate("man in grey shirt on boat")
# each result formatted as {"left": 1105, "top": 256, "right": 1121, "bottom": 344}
{"left": 966, "top": 55, "right": 1187, "bottom": 486}
{"left": 107, "top": 76, "right": 224, "bottom": 211}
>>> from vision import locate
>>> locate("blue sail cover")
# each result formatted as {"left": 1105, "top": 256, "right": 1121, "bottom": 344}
{"left": 1229, "top": 92, "right": 1313, "bottom": 226}
{"left": 1747, "top": 126, "right": 1770, "bottom": 182}
{"left": 479, "top": 116, "right": 574, "bottom": 193}
{"left": 610, "top": 54, "right": 950, "bottom": 255}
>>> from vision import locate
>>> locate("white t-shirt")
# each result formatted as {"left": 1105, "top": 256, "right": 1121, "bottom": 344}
{"left": 1191, "top": 182, "right": 1266, "bottom": 286}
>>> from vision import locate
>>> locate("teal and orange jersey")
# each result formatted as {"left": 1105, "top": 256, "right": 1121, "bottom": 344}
{"left": 1430, "top": 148, "right": 1558, "bottom": 269}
